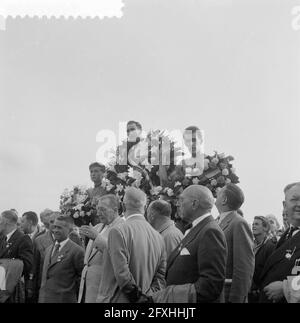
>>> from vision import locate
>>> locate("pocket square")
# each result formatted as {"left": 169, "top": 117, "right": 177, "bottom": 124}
{"left": 180, "top": 248, "right": 190, "bottom": 256}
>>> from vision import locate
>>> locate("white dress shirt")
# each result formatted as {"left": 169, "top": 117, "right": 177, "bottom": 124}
{"left": 125, "top": 213, "right": 144, "bottom": 221}
{"left": 184, "top": 213, "right": 211, "bottom": 237}
{"left": 217, "top": 211, "right": 233, "bottom": 224}
{"left": 52, "top": 238, "right": 69, "bottom": 256}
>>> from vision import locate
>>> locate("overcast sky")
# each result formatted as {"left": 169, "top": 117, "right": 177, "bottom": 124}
{"left": 1, "top": 0, "right": 299, "bottom": 224}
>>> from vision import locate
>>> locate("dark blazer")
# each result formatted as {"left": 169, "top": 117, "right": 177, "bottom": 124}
{"left": 39, "top": 239, "right": 84, "bottom": 303}
{"left": 166, "top": 215, "right": 228, "bottom": 303}
{"left": 0, "top": 229, "right": 33, "bottom": 278}
{"left": 253, "top": 238, "right": 277, "bottom": 288}
{"left": 259, "top": 230, "right": 300, "bottom": 303}
{"left": 219, "top": 211, "right": 254, "bottom": 303}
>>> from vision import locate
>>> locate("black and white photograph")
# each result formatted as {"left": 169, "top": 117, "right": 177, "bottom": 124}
{"left": 0, "top": 0, "right": 300, "bottom": 308}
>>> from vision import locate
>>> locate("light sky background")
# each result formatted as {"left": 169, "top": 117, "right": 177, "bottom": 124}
{"left": 1, "top": 0, "right": 299, "bottom": 224}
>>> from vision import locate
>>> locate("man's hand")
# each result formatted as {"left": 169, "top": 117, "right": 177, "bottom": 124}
{"left": 79, "top": 225, "right": 98, "bottom": 240}
{"left": 264, "top": 281, "right": 284, "bottom": 302}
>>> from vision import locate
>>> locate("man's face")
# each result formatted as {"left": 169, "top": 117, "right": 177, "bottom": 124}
{"left": 49, "top": 214, "right": 58, "bottom": 234}
{"left": 252, "top": 219, "right": 266, "bottom": 237}
{"left": 284, "top": 185, "right": 300, "bottom": 226}
{"left": 127, "top": 123, "right": 140, "bottom": 141}
{"left": 41, "top": 213, "right": 51, "bottom": 230}
{"left": 52, "top": 220, "right": 70, "bottom": 242}
{"left": 215, "top": 187, "right": 226, "bottom": 212}
{"left": 178, "top": 192, "right": 193, "bottom": 221}
{"left": 90, "top": 167, "right": 104, "bottom": 184}
{"left": 97, "top": 200, "right": 116, "bottom": 225}
{"left": 0, "top": 215, "right": 7, "bottom": 234}
{"left": 20, "top": 216, "right": 33, "bottom": 235}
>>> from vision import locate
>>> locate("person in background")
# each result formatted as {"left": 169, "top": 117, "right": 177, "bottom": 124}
{"left": 39, "top": 209, "right": 53, "bottom": 233}
{"left": 39, "top": 215, "right": 84, "bottom": 303}
{"left": 87, "top": 162, "right": 107, "bottom": 208}
{"left": 282, "top": 209, "right": 290, "bottom": 232}
{"left": 147, "top": 199, "right": 183, "bottom": 260}
{"left": 248, "top": 216, "right": 276, "bottom": 303}
{"left": 266, "top": 214, "right": 281, "bottom": 241}
{"left": 0, "top": 210, "right": 33, "bottom": 303}
{"left": 20, "top": 211, "right": 41, "bottom": 303}
{"left": 216, "top": 183, "right": 254, "bottom": 303}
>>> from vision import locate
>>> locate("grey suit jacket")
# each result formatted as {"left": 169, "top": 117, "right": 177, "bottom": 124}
{"left": 78, "top": 217, "right": 125, "bottom": 303}
{"left": 39, "top": 239, "right": 84, "bottom": 303}
{"left": 96, "top": 215, "right": 166, "bottom": 303}
{"left": 219, "top": 211, "right": 254, "bottom": 303}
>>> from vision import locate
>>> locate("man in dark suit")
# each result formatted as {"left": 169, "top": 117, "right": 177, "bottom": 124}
{"left": 248, "top": 216, "right": 276, "bottom": 302}
{"left": 0, "top": 210, "right": 34, "bottom": 302}
{"left": 163, "top": 185, "right": 227, "bottom": 303}
{"left": 259, "top": 182, "right": 300, "bottom": 303}
{"left": 39, "top": 215, "right": 84, "bottom": 303}
{"left": 216, "top": 183, "right": 254, "bottom": 303}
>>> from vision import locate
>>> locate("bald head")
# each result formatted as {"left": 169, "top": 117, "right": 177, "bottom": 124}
{"left": 179, "top": 185, "right": 214, "bottom": 222}
{"left": 123, "top": 187, "right": 147, "bottom": 216}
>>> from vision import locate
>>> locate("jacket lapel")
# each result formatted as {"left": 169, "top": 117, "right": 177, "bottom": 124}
{"left": 87, "top": 223, "right": 105, "bottom": 262}
{"left": 260, "top": 231, "right": 300, "bottom": 280}
{"left": 167, "top": 215, "right": 214, "bottom": 270}
{"left": 0, "top": 230, "right": 21, "bottom": 258}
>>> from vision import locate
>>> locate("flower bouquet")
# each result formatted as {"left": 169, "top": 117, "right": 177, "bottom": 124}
{"left": 59, "top": 185, "right": 98, "bottom": 226}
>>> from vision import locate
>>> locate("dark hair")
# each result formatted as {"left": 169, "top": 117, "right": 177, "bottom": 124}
{"left": 149, "top": 200, "right": 172, "bottom": 218}
{"left": 1, "top": 210, "right": 18, "bottom": 224}
{"left": 89, "top": 162, "right": 106, "bottom": 172}
{"left": 22, "top": 211, "right": 38, "bottom": 226}
{"left": 224, "top": 183, "right": 245, "bottom": 211}
{"left": 127, "top": 120, "right": 142, "bottom": 130}
{"left": 56, "top": 215, "right": 74, "bottom": 226}
{"left": 254, "top": 216, "right": 270, "bottom": 232}
{"left": 284, "top": 182, "right": 300, "bottom": 194}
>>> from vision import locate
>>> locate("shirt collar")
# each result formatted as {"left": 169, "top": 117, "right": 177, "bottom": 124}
{"left": 126, "top": 213, "right": 144, "bottom": 221}
{"left": 55, "top": 238, "right": 69, "bottom": 250}
{"left": 6, "top": 228, "right": 17, "bottom": 241}
{"left": 184, "top": 213, "right": 211, "bottom": 237}
{"left": 158, "top": 219, "right": 174, "bottom": 234}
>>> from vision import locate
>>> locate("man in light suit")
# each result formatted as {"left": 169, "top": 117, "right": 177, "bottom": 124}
{"left": 216, "top": 183, "right": 254, "bottom": 303}
{"left": 39, "top": 215, "right": 84, "bottom": 303}
{"left": 78, "top": 195, "right": 124, "bottom": 303}
{"left": 157, "top": 185, "right": 227, "bottom": 303}
{"left": 96, "top": 187, "right": 166, "bottom": 303}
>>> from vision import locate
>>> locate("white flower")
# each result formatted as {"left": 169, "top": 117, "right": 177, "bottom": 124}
{"left": 211, "top": 157, "right": 219, "bottom": 164}
{"left": 80, "top": 211, "right": 85, "bottom": 217}
{"left": 73, "top": 212, "right": 80, "bottom": 219}
{"left": 106, "top": 183, "right": 114, "bottom": 191}
{"left": 128, "top": 168, "right": 143, "bottom": 181}
{"left": 192, "top": 178, "right": 200, "bottom": 185}
{"left": 117, "top": 172, "right": 128, "bottom": 181}
{"left": 174, "top": 181, "right": 181, "bottom": 187}
{"left": 116, "top": 184, "right": 124, "bottom": 192}
{"left": 151, "top": 186, "right": 163, "bottom": 195}
{"left": 101, "top": 178, "right": 108, "bottom": 188}
{"left": 211, "top": 179, "right": 218, "bottom": 186}
{"left": 167, "top": 188, "right": 174, "bottom": 196}
{"left": 225, "top": 178, "right": 231, "bottom": 184}
{"left": 231, "top": 167, "right": 236, "bottom": 174}
{"left": 218, "top": 153, "right": 225, "bottom": 159}
{"left": 222, "top": 169, "right": 229, "bottom": 176}
{"left": 74, "top": 203, "right": 84, "bottom": 211}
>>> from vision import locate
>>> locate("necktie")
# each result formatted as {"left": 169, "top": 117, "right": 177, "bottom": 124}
{"left": 51, "top": 243, "right": 61, "bottom": 262}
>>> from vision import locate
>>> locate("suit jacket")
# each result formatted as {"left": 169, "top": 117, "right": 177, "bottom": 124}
{"left": 96, "top": 215, "right": 166, "bottom": 303}
{"left": 0, "top": 230, "right": 33, "bottom": 279}
{"left": 259, "top": 230, "right": 300, "bottom": 303}
{"left": 38, "top": 239, "right": 84, "bottom": 303}
{"left": 219, "top": 211, "right": 254, "bottom": 303}
{"left": 166, "top": 215, "right": 227, "bottom": 303}
{"left": 78, "top": 217, "right": 125, "bottom": 303}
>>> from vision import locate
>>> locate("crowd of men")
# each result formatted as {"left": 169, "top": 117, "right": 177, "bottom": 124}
{"left": 1, "top": 171, "right": 300, "bottom": 303}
